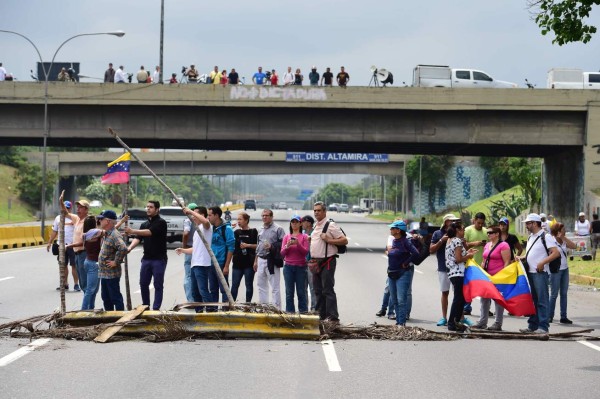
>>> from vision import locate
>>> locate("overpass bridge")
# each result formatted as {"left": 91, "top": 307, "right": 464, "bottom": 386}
{"left": 2, "top": 83, "right": 600, "bottom": 221}
{"left": 25, "top": 151, "right": 410, "bottom": 177}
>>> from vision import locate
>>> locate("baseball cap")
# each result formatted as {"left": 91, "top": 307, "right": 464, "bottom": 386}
{"left": 188, "top": 203, "right": 198, "bottom": 210}
{"left": 76, "top": 200, "right": 90, "bottom": 208}
{"left": 97, "top": 210, "right": 118, "bottom": 221}
{"left": 499, "top": 217, "right": 509, "bottom": 225}
{"left": 291, "top": 215, "right": 302, "bottom": 222}
{"left": 579, "top": 212, "right": 586, "bottom": 217}
{"left": 442, "top": 213, "right": 460, "bottom": 226}
{"left": 523, "top": 213, "right": 542, "bottom": 223}
{"left": 388, "top": 220, "right": 407, "bottom": 232}
{"left": 301, "top": 215, "right": 314, "bottom": 224}
{"left": 64, "top": 201, "right": 72, "bottom": 209}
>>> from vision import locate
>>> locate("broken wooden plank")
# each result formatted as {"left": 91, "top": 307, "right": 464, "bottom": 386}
{"left": 94, "top": 305, "right": 148, "bottom": 343}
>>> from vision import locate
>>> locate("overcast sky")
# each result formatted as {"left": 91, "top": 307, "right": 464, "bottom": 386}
{"left": 1, "top": 0, "right": 599, "bottom": 87}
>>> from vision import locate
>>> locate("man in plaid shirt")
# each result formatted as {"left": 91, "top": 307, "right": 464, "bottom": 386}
{"left": 97, "top": 210, "right": 128, "bottom": 311}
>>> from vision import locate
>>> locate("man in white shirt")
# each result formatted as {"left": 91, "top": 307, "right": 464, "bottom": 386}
{"left": 175, "top": 206, "right": 213, "bottom": 312}
{"left": 283, "top": 66, "right": 294, "bottom": 86}
{"left": 152, "top": 66, "right": 160, "bottom": 84}
{"left": 0, "top": 63, "right": 7, "bottom": 81}
{"left": 519, "top": 213, "right": 560, "bottom": 333}
{"left": 114, "top": 65, "right": 127, "bottom": 83}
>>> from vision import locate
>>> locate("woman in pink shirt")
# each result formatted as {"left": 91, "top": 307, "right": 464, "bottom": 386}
{"left": 473, "top": 225, "right": 511, "bottom": 331}
{"left": 280, "top": 215, "right": 309, "bottom": 313}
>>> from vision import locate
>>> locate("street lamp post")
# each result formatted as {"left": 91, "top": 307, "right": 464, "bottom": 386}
{"left": 0, "top": 30, "right": 125, "bottom": 237}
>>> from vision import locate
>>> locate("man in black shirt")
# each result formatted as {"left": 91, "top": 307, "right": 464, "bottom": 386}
{"left": 125, "top": 200, "right": 168, "bottom": 310}
{"left": 321, "top": 67, "right": 333, "bottom": 87}
{"left": 228, "top": 68, "right": 240, "bottom": 85}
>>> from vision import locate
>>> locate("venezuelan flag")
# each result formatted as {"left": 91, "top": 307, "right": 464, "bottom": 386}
{"left": 463, "top": 259, "right": 535, "bottom": 316}
{"left": 101, "top": 152, "right": 131, "bottom": 184}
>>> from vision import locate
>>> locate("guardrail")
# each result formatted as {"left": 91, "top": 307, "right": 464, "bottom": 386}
{"left": 0, "top": 226, "right": 52, "bottom": 250}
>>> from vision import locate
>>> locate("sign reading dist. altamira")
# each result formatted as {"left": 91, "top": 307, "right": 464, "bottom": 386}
{"left": 286, "top": 152, "right": 389, "bottom": 163}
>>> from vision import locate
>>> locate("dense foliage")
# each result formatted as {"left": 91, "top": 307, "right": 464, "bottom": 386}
{"left": 530, "top": 0, "right": 600, "bottom": 44}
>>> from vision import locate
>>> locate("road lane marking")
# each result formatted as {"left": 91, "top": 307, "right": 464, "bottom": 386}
{"left": 0, "top": 277, "right": 15, "bottom": 282}
{"left": 578, "top": 340, "right": 600, "bottom": 352}
{"left": 321, "top": 339, "right": 342, "bottom": 372}
{"left": 366, "top": 248, "right": 373, "bottom": 252}
{"left": 0, "top": 338, "right": 51, "bottom": 367}
{"left": 354, "top": 242, "right": 361, "bottom": 246}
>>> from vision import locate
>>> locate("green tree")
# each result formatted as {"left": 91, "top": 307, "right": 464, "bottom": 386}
{"left": 507, "top": 158, "right": 542, "bottom": 211}
{"left": 0, "top": 146, "right": 26, "bottom": 167}
{"left": 405, "top": 155, "right": 453, "bottom": 213}
{"left": 316, "top": 183, "right": 354, "bottom": 205}
{"left": 529, "top": 0, "right": 600, "bottom": 44}
{"left": 480, "top": 157, "right": 516, "bottom": 192}
{"left": 14, "top": 160, "right": 58, "bottom": 206}
{"left": 84, "top": 180, "right": 109, "bottom": 202}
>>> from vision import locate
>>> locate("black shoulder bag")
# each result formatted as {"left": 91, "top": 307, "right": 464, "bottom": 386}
{"left": 541, "top": 234, "right": 561, "bottom": 273}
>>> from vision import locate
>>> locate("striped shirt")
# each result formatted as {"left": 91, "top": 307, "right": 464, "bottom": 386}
{"left": 98, "top": 228, "right": 127, "bottom": 279}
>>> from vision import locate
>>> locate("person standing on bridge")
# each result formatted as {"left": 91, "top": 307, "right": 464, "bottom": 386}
{"left": 253, "top": 66, "right": 266, "bottom": 85}
{"left": 125, "top": 201, "right": 168, "bottom": 311}
{"left": 310, "top": 201, "right": 347, "bottom": 322}
{"left": 97, "top": 210, "right": 127, "bottom": 311}
{"left": 321, "top": 67, "right": 333, "bottom": 87}
{"left": 114, "top": 65, "right": 127, "bottom": 83}
{"left": 336, "top": 66, "right": 350, "bottom": 87}
{"left": 104, "top": 63, "right": 115, "bottom": 83}
{"left": 283, "top": 66, "right": 294, "bottom": 86}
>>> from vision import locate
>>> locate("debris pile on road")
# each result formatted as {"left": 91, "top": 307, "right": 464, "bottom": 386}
{"left": 321, "top": 322, "right": 459, "bottom": 341}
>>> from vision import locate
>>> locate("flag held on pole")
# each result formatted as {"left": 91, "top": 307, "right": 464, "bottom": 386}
{"left": 101, "top": 153, "right": 131, "bottom": 184}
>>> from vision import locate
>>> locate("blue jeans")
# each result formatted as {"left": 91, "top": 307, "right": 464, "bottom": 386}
{"left": 527, "top": 272, "right": 550, "bottom": 332}
{"left": 283, "top": 264, "right": 308, "bottom": 313}
{"left": 183, "top": 254, "right": 194, "bottom": 302}
{"left": 382, "top": 273, "right": 413, "bottom": 316}
{"left": 140, "top": 258, "right": 167, "bottom": 310}
{"left": 75, "top": 251, "right": 87, "bottom": 291}
{"left": 190, "top": 266, "right": 218, "bottom": 312}
{"left": 550, "top": 268, "right": 569, "bottom": 319}
{"left": 388, "top": 268, "right": 414, "bottom": 325}
{"left": 101, "top": 277, "right": 124, "bottom": 311}
{"left": 81, "top": 259, "right": 99, "bottom": 310}
{"left": 231, "top": 267, "right": 255, "bottom": 302}
{"left": 218, "top": 263, "right": 230, "bottom": 304}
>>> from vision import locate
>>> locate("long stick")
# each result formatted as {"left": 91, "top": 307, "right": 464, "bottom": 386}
{"left": 58, "top": 205, "right": 66, "bottom": 315}
{"left": 108, "top": 128, "right": 235, "bottom": 307}
{"left": 122, "top": 182, "right": 132, "bottom": 310}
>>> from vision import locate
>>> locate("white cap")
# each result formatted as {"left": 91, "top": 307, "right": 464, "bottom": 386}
{"left": 540, "top": 213, "right": 547, "bottom": 218}
{"left": 523, "top": 213, "right": 542, "bottom": 223}
{"left": 579, "top": 212, "right": 586, "bottom": 217}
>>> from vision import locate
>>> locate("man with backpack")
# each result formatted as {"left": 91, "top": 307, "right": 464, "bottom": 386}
{"left": 310, "top": 201, "right": 348, "bottom": 322}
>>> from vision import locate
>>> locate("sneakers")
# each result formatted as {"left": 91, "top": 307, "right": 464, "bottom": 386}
{"left": 406, "top": 314, "right": 410, "bottom": 321}
{"left": 56, "top": 285, "right": 69, "bottom": 291}
{"left": 463, "top": 310, "right": 472, "bottom": 316}
{"left": 533, "top": 329, "right": 548, "bottom": 334}
{"left": 487, "top": 323, "right": 502, "bottom": 331}
{"left": 437, "top": 317, "right": 448, "bottom": 326}
{"left": 461, "top": 318, "right": 473, "bottom": 327}
{"left": 519, "top": 328, "right": 534, "bottom": 334}
{"left": 73, "top": 284, "right": 81, "bottom": 292}
{"left": 387, "top": 313, "right": 396, "bottom": 320}
{"left": 488, "top": 311, "right": 494, "bottom": 317}
{"left": 375, "top": 309, "right": 386, "bottom": 317}
{"left": 472, "top": 321, "right": 487, "bottom": 330}
{"left": 448, "top": 324, "right": 466, "bottom": 332}
{"left": 560, "top": 318, "right": 573, "bottom": 324}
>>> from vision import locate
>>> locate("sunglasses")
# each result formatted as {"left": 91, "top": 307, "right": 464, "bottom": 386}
{"left": 486, "top": 231, "right": 496, "bottom": 235}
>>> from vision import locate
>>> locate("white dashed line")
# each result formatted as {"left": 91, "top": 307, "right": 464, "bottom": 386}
{"left": 0, "top": 277, "right": 15, "bottom": 282}
{"left": 321, "top": 339, "right": 342, "bottom": 372}
{"left": 0, "top": 338, "right": 52, "bottom": 367}
{"left": 578, "top": 340, "right": 600, "bottom": 352}
{"left": 366, "top": 248, "right": 373, "bottom": 252}
{"left": 354, "top": 243, "right": 361, "bottom": 246}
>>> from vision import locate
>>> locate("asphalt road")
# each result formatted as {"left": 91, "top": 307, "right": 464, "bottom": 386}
{"left": 1, "top": 210, "right": 600, "bottom": 398}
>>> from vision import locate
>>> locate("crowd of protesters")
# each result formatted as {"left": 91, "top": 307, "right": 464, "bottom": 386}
{"left": 101, "top": 63, "right": 350, "bottom": 87}
{"left": 47, "top": 193, "right": 595, "bottom": 332}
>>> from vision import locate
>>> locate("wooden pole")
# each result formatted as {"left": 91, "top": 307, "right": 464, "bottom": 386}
{"left": 58, "top": 190, "right": 66, "bottom": 315}
{"left": 122, "top": 182, "right": 132, "bottom": 310}
{"left": 108, "top": 128, "right": 235, "bottom": 308}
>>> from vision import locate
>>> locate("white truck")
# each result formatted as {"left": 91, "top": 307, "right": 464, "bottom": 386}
{"left": 125, "top": 206, "right": 187, "bottom": 243}
{"left": 547, "top": 68, "right": 600, "bottom": 89}
{"left": 412, "top": 65, "right": 518, "bottom": 88}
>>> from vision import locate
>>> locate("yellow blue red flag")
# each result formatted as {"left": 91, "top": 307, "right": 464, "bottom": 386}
{"left": 463, "top": 259, "right": 535, "bottom": 316}
{"left": 101, "top": 152, "right": 131, "bottom": 184}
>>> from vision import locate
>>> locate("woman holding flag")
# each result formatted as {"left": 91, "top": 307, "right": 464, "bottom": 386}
{"left": 445, "top": 222, "right": 478, "bottom": 332}
{"left": 473, "top": 225, "right": 511, "bottom": 331}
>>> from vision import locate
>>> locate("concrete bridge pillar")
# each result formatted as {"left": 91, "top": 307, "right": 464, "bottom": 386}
{"left": 583, "top": 103, "right": 600, "bottom": 218}
{"left": 543, "top": 148, "right": 584, "bottom": 224}
{"left": 58, "top": 176, "right": 77, "bottom": 207}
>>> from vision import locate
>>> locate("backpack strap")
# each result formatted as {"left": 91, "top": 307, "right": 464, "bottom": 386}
{"left": 483, "top": 241, "right": 502, "bottom": 270}
{"left": 524, "top": 234, "right": 542, "bottom": 265}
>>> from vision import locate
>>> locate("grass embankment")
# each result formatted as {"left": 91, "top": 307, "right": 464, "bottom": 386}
{"left": 569, "top": 258, "right": 600, "bottom": 287}
{"left": 0, "top": 164, "right": 38, "bottom": 224}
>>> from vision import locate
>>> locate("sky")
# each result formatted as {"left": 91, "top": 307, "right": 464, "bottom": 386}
{"left": 1, "top": 0, "right": 600, "bottom": 87}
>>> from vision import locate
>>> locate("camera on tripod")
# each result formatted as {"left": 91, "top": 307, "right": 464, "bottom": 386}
{"left": 127, "top": 73, "right": 133, "bottom": 83}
